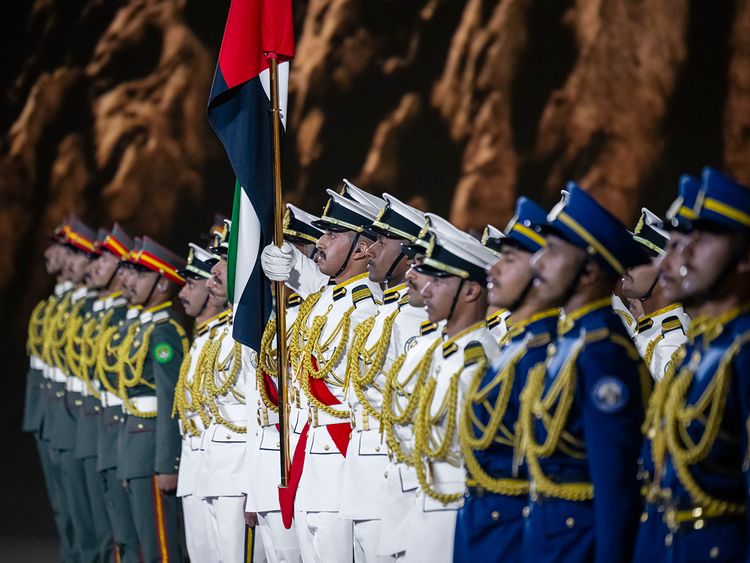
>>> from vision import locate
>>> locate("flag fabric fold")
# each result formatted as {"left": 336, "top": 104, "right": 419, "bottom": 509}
{"left": 207, "top": 0, "right": 294, "bottom": 350}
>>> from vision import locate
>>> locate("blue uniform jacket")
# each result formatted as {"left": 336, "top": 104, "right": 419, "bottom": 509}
{"left": 455, "top": 310, "right": 558, "bottom": 563}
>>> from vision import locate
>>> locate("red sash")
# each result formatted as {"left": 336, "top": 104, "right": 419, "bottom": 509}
{"left": 278, "top": 355, "right": 351, "bottom": 528}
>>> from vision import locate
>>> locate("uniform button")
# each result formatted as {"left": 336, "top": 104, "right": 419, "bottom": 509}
{"left": 565, "top": 517, "right": 575, "bottom": 528}
{"left": 490, "top": 511, "right": 500, "bottom": 521}
{"left": 384, "top": 471, "right": 388, "bottom": 479}
{"left": 114, "top": 415, "right": 119, "bottom": 421}
{"left": 276, "top": 442, "right": 280, "bottom": 448}
{"left": 174, "top": 465, "right": 179, "bottom": 470}
{"left": 640, "top": 512, "right": 648, "bottom": 523}
{"left": 95, "top": 406, "right": 101, "bottom": 412}
{"left": 324, "top": 445, "right": 330, "bottom": 451}
{"left": 710, "top": 547, "right": 719, "bottom": 559}
{"left": 137, "top": 423, "right": 144, "bottom": 430}
{"left": 374, "top": 446, "right": 380, "bottom": 453}
{"left": 665, "top": 533, "right": 673, "bottom": 547}
{"left": 226, "top": 434, "right": 231, "bottom": 440}
{"left": 693, "top": 519, "right": 704, "bottom": 530}
{"left": 522, "top": 506, "right": 530, "bottom": 518}
{"left": 75, "top": 400, "right": 83, "bottom": 406}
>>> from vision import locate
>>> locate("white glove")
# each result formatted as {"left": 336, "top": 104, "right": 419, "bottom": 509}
{"left": 261, "top": 242, "right": 297, "bottom": 281}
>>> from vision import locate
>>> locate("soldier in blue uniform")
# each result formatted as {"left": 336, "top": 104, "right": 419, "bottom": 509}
{"left": 522, "top": 184, "right": 652, "bottom": 563}
{"left": 454, "top": 197, "right": 559, "bottom": 563}
{"left": 634, "top": 167, "right": 750, "bottom": 562}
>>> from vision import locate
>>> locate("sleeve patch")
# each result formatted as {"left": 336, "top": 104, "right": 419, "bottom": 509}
{"left": 591, "top": 376, "right": 628, "bottom": 413}
{"left": 463, "top": 341, "right": 486, "bottom": 367}
{"left": 351, "top": 284, "right": 373, "bottom": 306}
{"left": 153, "top": 342, "right": 175, "bottom": 364}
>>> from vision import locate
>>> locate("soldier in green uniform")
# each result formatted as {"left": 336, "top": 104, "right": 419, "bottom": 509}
{"left": 96, "top": 228, "right": 143, "bottom": 562}
{"left": 117, "top": 236, "right": 189, "bottom": 563}
{"left": 48, "top": 216, "right": 101, "bottom": 563}
{"left": 26, "top": 220, "right": 77, "bottom": 562}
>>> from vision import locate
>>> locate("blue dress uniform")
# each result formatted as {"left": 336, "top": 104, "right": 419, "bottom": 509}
{"left": 455, "top": 197, "right": 556, "bottom": 563}
{"left": 634, "top": 168, "right": 750, "bottom": 563}
{"left": 116, "top": 237, "right": 189, "bottom": 563}
{"left": 521, "top": 185, "right": 652, "bottom": 563}
{"left": 633, "top": 174, "right": 700, "bottom": 561}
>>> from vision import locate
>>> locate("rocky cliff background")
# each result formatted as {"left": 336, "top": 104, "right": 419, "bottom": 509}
{"left": 1, "top": 0, "right": 749, "bottom": 538}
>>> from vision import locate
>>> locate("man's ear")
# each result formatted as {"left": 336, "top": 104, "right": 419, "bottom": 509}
{"left": 156, "top": 277, "right": 169, "bottom": 294}
{"left": 353, "top": 237, "right": 372, "bottom": 258}
{"left": 463, "top": 280, "right": 482, "bottom": 303}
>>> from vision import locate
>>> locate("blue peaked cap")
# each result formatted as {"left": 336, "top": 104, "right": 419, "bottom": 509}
{"left": 543, "top": 183, "right": 651, "bottom": 276}
{"left": 500, "top": 197, "right": 548, "bottom": 253}
{"left": 693, "top": 167, "right": 750, "bottom": 232}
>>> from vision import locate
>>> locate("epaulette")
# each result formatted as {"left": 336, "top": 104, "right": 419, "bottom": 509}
{"left": 442, "top": 341, "right": 459, "bottom": 359}
{"left": 527, "top": 332, "right": 552, "bottom": 348}
{"left": 420, "top": 321, "right": 438, "bottom": 336}
{"left": 351, "top": 284, "right": 373, "bottom": 306}
{"left": 463, "top": 341, "right": 486, "bottom": 367}
{"left": 486, "top": 312, "right": 507, "bottom": 330}
{"left": 153, "top": 311, "right": 171, "bottom": 325}
{"left": 287, "top": 293, "right": 302, "bottom": 308}
{"left": 333, "top": 286, "right": 347, "bottom": 301}
{"left": 661, "top": 315, "right": 684, "bottom": 336}
{"left": 383, "top": 290, "right": 400, "bottom": 305}
{"left": 637, "top": 317, "right": 654, "bottom": 334}
{"left": 196, "top": 323, "right": 211, "bottom": 336}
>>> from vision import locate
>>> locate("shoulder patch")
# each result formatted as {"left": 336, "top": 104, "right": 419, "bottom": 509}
{"left": 420, "top": 321, "right": 438, "bottom": 336}
{"left": 661, "top": 315, "right": 684, "bottom": 336}
{"left": 637, "top": 317, "right": 654, "bottom": 334}
{"left": 351, "top": 284, "right": 373, "bottom": 306}
{"left": 486, "top": 314, "right": 505, "bottom": 330}
{"left": 403, "top": 335, "right": 419, "bottom": 353}
{"left": 153, "top": 342, "right": 175, "bottom": 364}
{"left": 591, "top": 376, "right": 628, "bottom": 413}
{"left": 442, "top": 341, "right": 459, "bottom": 359}
{"left": 287, "top": 293, "right": 302, "bottom": 308}
{"left": 463, "top": 341, "right": 487, "bottom": 367}
{"left": 333, "top": 286, "right": 347, "bottom": 301}
{"left": 383, "top": 290, "right": 400, "bottom": 305}
{"left": 152, "top": 311, "right": 170, "bottom": 324}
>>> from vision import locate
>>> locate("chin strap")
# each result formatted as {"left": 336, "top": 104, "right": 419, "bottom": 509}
{"left": 103, "top": 263, "right": 120, "bottom": 291}
{"left": 560, "top": 256, "right": 591, "bottom": 307}
{"left": 333, "top": 233, "right": 361, "bottom": 278}
{"left": 638, "top": 275, "right": 659, "bottom": 302}
{"left": 509, "top": 277, "right": 535, "bottom": 313}
{"left": 384, "top": 252, "right": 406, "bottom": 284}
{"left": 446, "top": 279, "right": 466, "bottom": 324}
{"left": 143, "top": 274, "right": 161, "bottom": 307}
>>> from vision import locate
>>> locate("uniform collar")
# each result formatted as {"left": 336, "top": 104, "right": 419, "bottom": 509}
{"left": 441, "top": 321, "right": 486, "bottom": 358}
{"left": 559, "top": 297, "right": 612, "bottom": 335}
{"left": 71, "top": 285, "right": 90, "bottom": 303}
{"left": 332, "top": 271, "right": 370, "bottom": 291}
{"left": 126, "top": 305, "right": 142, "bottom": 320}
{"left": 140, "top": 301, "right": 172, "bottom": 323}
{"left": 507, "top": 308, "right": 560, "bottom": 340}
{"left": 198, "top": 308, "right": 232, "bottom": 334}
{"left": 383, "top": 283, "right": 407, "bottom": 304}
{"left": 55, "top": 281, "right": 74, "bottom": 297}
{"left": 688, "top": 302, "right": 750, "bottom": 344}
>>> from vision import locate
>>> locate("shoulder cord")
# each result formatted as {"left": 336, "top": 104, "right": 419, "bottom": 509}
{"left": 288, "top": 290, "right": 324, "bottom": 377}
{"left": 190, "top": 334, "right": 217, "bottom": 427}
{"left": 62, "top": 301, "right": 88, "bottom": 375}
{"left": 203, "top": 331, "right": 246, "bottom": 434}
{"left": 172, "top": 348, "right": 199, "bottom": 436}
{"left": 26, "top": 299, "right": 48, "bottom": 357}
{"left": 381, "top": 339, "right": 441, "bottom": 464}
{"left": 521, "top": 342, "right": 594, "bottom": 501}
{"left": 663, "top": 334, "right": 749, "bottom": 517}
{"left": 346, "top": 310, "right": 399, "bottom": 422}
{"left": 76, "top": 311, "right": 111, "bottom": 399}
{"left": 96, "top": 323, "right": 124, "bottom": 395}
{"left": 41, "top": 294, "right": 67, "bottom": 367}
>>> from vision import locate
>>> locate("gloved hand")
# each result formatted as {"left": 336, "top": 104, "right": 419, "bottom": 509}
{"left": 261, "top": 242, "right": 297, "bottom": 281}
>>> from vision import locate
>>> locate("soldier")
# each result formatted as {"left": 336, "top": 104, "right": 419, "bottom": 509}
{"left": 195, "top": 220, "right": 262, "bottom": 563}
{"left": 634, "top": 168, "right": 750, "bottom": 562}
{"left": 247, "top": 203, "right": 325, "bottom": 563}
{"left": 266, "top": 187, "right": 382, "bottom": 562}
{"left": 377, "top": 222, "right": 442, "bottom": 561}
{"left": 117, "top": 236, "right": 189, "bottom": 563}
{"left": 454, "top": 198, "right": 558, "bottom": 563}
{"left": 174, "top": 242, "right": 225, "bottom": 562}
{"left": 26, "top": 220, "right": 77, "bottom": 561}
{"left": 47, "top": 217, "right": 101, "bottom": 563}
{"left": 341, "top": 190, "right": 429, "bottom": 562}
{"left": 622, "top": 208, "right": 689, "bottom": 380}
{"left": 94, "top": 227, "right": 143, "bottom": 562}
{"left": 481, "top": 224, "right": 512, "bottom": 344}
{"left": 521, "top": 183, "right": 652, "bottom": 563}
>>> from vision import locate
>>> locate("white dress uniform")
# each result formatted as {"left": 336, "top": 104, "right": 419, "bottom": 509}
{"left": 339, "top": 284, "right": 427, "bottom": 562}
{"left": 403, "top": 323, "right": 500, "bottom": 562}
{"left": 377, "top": 320, "right": 442, "bottom": 559}
{"left": 290, "top": 272, "right": 382, "bottom": 563}
{"left": 244, "top": 293, "right": 305, "bottom": 563}
{"left": 631, "top": 303, "right": 689, "bottom": 380}
{"left": 176, "top": 311, "right": 226, "bottom": 563}
{"left": 197, "top": 313, "right": 265, "bottom": 563}
{"left": 611, "top": 294, "right": 637, "bottom": 336}
{"left": 485, "top": 308, "right": 511, "bottom": 345}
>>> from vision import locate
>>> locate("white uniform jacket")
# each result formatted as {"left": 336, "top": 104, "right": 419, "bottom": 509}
{"left": 632, "top": 304, "right": 689, "bottom": 381}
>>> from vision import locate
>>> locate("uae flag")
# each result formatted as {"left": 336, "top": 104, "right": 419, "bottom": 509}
{"left": 207, "top": 0, "right": 294, "bottom": 349}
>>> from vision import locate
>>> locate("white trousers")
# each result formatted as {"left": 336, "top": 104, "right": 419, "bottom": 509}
{"left": 353, "top": 519, "right": 395, "bottom": 563}
{"left": 295, "top": 511, "right": 353, "bottom": 563}
{"left": 256, "top": 511, "right": 302, "bottom": 563}
{"left": 204, "top": 496, "right": 266, "bottom": 563}
{"left": 182, "top": 495, "right": 212, "bottom": 563}
{"left": 402, "top": 509, "right": 456, "bottom": 563}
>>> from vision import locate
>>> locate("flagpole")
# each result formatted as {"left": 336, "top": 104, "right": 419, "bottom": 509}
{"left": 268, "top": 56, "right": 291, "bottom": 487}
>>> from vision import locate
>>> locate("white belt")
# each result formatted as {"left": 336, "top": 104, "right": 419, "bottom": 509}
{"left": 101, "top": 391, "right": 123, "bottom": 408}
{"left": 309, "top": 406, "right": 350, "bottom": 428}
{"left": 124, "top": 395, "right": 157, "bottom": 413}
{"left": 51, "top": 368, "right": 68, "bottom": 383}
{"left": 257, "top": 406, "right": 280, "bottom": 428}
{"left": 351, "top": 408, "right": 380, "bottom": 432}
{"left": 30, "top": 356, "right": 45, "bottom": 370}
{"left": 67, "top": 378, "right": 85, "bottom": 393}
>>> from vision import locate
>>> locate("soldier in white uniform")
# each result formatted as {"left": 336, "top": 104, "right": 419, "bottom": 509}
{"left": 174, "top": 242, "right": 227, "bottom": 562}
{"left": 621, "top": 208, "right": 689, "bottom": 380}
{"left": 197, "top": 220, "right": 265, "bottom": 563}
{"left": 340, "top": 191, "right": 429, "bottom": 562}
{"left": 481, "top": 224, "right": 511, "bottom": 344}
{"left": 246, "top": 203, "right": 325, "bottom": 563}
{"left": 403, "top": 216, "right": 500, "bottom": 562}
{"left": 264, "top": 186, "right": 382, "bottom": 562}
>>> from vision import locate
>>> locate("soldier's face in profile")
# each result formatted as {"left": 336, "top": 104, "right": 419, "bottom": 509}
{"left": 365, "top": 235, "right": 405, "bottom": 283}
{"left": 179, "top": 278, "right": 209, "bottom": 317}
{"left": 531, "top": 234, "right": 586, "bottom": 307}
{"left": 64, "top": 247, "right": 92, "bottom": 285}
{"left": 658, "top": 231, "right": 690, "bottom": 302}
{"left": 420, "top": 274, "right": 462, "bottom": 323}
{"left": 208, "top": 258, "right": 228, "bottom": 304}
{"left": 621, "top": 258, "right": 659, "bottom": 301}
{"left": 315, "top": 230, "right": 354, "bottom": 277}
{"left": 486, "top": 245, "right": 533, "bottom": 310}
{"left": 674, "top": 228, "right": 747, "bottom": 301}
{"left": 44, "top": 243, "right": 64, "bottom": 276}
{"left": 405, "top": 255, "right": 429, "bottom": 308}
{"left": 128, "top": 269, "right": 160, "bottom": 306}
{"left": 89, "top": 250, "right": 120, "bottom": 290}
{"left": 118, "top": 267, "right": 134, "bottom": 300}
